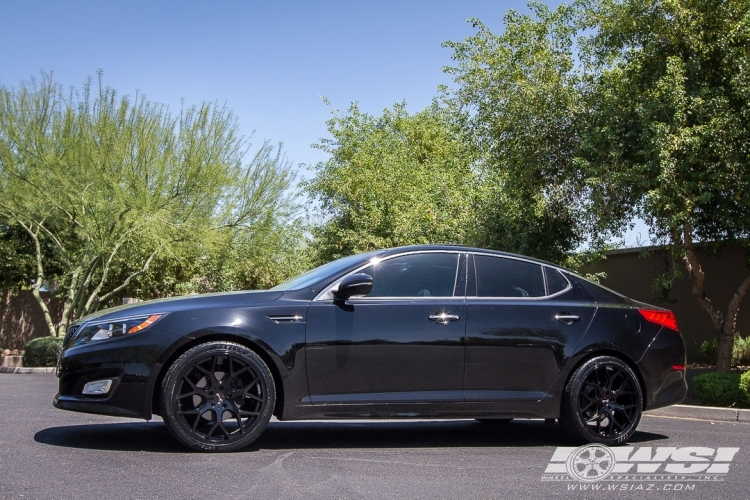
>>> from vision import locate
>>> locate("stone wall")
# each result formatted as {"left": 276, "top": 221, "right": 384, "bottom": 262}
{"left": 0, "top": 290, "right": 63, "bottom": 350}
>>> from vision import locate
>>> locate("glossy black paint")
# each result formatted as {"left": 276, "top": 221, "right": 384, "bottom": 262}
{"left": 55, "top": 245, "right": 687, "bottom": 428}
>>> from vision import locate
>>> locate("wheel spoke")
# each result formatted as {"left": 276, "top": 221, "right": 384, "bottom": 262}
{"left": 191, "top": 413, "right": 203, "bottom": 432}
{"left": 178, "top": 409, "right": 201, "bottom": 416}
{"left": 210, "top": 355, "right": 218, "bottom": 376}
{"left": 177, "top": 388, "right": 204, "bottom": 399}
{"left": 242, "top": 376, "right": 260, "bottom": 394}
{"left": 217, "top": 420, "right": 231, "bottom": 440}
{"left": 167, "top": 344, "right": 274, "bottom": 450}
{"left": 580, "top": 400, "right": 597, "bottom": 413}
{"left": 205, "top": 420, "right": 220, "bottom": 438}
{"left": 230, "top": 365, "right": 252, "bottom": 379}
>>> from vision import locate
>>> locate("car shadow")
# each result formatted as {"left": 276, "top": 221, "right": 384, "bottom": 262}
{"left": 34, "top": 418, "right": 669, "bottom": 453}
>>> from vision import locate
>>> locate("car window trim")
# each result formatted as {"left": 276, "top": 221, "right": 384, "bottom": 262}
{"left": 313, "top": 250, "right": 465, "bottom": 302}
{"left": 467, "top": 252, "right": 572, "bottom": 300}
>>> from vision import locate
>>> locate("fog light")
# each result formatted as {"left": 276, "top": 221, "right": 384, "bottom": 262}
{"left": 83, "top": 379, "right": 113, "bottom": 395}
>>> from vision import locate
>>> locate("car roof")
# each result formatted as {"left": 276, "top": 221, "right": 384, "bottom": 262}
{"left": 377, "top": 244, "right": 563, "bottom": 269}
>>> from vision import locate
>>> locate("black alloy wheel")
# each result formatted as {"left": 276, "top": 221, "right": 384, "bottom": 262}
{"left": 560, "top": 356, "right": 643, "bottom": 445}
{"left": 161, "top": 342, "right": 275, "bottom": 452}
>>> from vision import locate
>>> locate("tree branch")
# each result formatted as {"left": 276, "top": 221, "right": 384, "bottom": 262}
{"left": 678, "top": 225, "right": 724, "bottom": 332}
{"left": 97, "top": 247, "right": 160, "bottom": 304}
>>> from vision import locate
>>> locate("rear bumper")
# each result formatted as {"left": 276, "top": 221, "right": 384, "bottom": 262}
{"left": 637, "top": 327, "right": 688, "bottom": 410}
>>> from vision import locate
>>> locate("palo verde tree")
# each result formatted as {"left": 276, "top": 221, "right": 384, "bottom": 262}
{"left": 576, "top": 0, "right": 750, "bottom": 372}
{"left": 0, "top": 73, "right": 296, "bottom": 337}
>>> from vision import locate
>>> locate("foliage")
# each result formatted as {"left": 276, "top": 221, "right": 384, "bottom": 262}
{"left": 0, "top": 73, "right": 299, "bottom": 335}
{"left": 442, "top": 0, "right": 750, "bottom": 370}
{"left": 0, "top": 223, "right": 63, "bottom": 291}
{"left": 575, "top": 0, "right": 750, "bottom": 372}
{"left": 740, "top": 371, "right": 750, "bottom": 401}
{"left": 442, "top": 2, "right": 612, "bottom": 265}
{"left": 22, "top": 336, "right": 63, "bottom": 367}
{"left": 698, "top": 339, "right": 717, "bottom": 365}
{"left": 700, "top": 334, "right": 750, "bottom": 367}
{"left": 693, "top": 372, "right": 750, "bottom": 408}
{"left": 303, "top": 101, "right": 478, "bottom": 264}
{"left": 734, "top": 335, "right": 750, "bottom": 367}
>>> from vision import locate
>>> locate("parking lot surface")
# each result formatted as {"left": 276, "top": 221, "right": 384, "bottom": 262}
{"left": 2, "top": 374, "right": 749, "bottom": 499}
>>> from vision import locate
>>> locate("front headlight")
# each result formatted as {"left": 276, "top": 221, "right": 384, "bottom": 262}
{"left": 73, "top": 314, "right": 165, "bottom": 346}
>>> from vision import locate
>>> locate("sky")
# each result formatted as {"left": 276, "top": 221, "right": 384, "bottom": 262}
{"left": 0, "top": 0, "right": 648, "bottom": 247}
{"left": 1, "top": 0, "right": 534, "bottom": 169}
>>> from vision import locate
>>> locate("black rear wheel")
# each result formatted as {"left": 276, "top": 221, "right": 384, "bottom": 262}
{"left": 560, "top": 356, "right": 642, "bottom": 445}
{"left": 161, "top": 342, "right": 275, "bottom": 452}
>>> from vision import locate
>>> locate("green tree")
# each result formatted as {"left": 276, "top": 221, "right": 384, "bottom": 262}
{"left": 0, "top": 222, "right": 63, "bottom": 292}
{"left": 442, "top": 2, "right": 610, "bottom": 265}
{"left": 0, "top": 73, "right": 297, "bottom": 337}
{"left": 303, "top": 101, "right": 478, "bottom": 263}
{"left": 577, "top": 0, "right": 750, "bottom": 372}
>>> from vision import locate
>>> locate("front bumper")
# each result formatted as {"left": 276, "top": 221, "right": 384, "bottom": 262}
{"left": 54, "top": 329, "right": 181, "bottom": 419}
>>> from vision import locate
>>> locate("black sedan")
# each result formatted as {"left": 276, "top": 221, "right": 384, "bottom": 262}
{"left": 55, "top": 245, "right": 687, "bottom": 452}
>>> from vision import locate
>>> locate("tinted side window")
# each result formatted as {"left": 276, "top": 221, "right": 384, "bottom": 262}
{"left": 545, "top": 267, "right": 569, "bottom": 295}
{"left": 361, "top": 253, "right": 459, "bottom": 298}
{"left": 474, "top": 255, "right": 545, "bottom": 298}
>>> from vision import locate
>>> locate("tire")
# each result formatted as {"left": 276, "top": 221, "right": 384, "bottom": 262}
{"left": 560, "top": 356, "right": 643, "bottom": 446}
{"left": 161, "top": 341, "right": 275, "bottom": 452}
{"left": 476, "top": 418, "right": 513, "bottom": 425}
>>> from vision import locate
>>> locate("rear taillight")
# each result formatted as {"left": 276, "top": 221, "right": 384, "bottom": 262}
{"left": 639, "top": 309, "right": 679, "bottom": 331}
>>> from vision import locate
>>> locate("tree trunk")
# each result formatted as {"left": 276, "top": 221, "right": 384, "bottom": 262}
{"left": 716, "top": 273, "right": 750, "bottom": 373}
{"left": 716, "top": 324, "right": 734, "bottom": 373}
{"left": 18, "top": 221, "right": 58, "bottom": 337}
{"left": 674, "top": 227, "right": 750, "bottom": 373}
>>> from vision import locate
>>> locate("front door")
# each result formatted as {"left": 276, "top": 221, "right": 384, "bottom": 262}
{"left": 305, "top": 251, "right": 466, "bottom": 404}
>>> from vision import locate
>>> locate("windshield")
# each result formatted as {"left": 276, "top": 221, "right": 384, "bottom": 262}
{"left": 270, "top": 251, "right": 379, "bottom": 291}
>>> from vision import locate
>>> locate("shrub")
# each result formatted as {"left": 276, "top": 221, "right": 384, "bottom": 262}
{"left": 734, "top": 335, "right": 750, "bottom": 366}
{"left": 697, "top": 333, "right": 750, "bottom": 366}
{"left": 693, "top": 372, "right": 750, "bottom": 408}
{"left": 22, "top": 336, "right": 63, "bottom": 367}
{"left": 740, "top": 371, "right": 750, "bottom": 401}
{"left": 698, "top": 339, "right": 717, "bottom": 364}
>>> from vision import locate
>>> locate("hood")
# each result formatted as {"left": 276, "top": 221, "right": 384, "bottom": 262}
{"left": 74, "top": 290, "right": 286, "bottom": 324}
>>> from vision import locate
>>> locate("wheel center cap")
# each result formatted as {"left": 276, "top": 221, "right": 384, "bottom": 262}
{"left": 213, "top": 393, "right": 225, "bottom": 404}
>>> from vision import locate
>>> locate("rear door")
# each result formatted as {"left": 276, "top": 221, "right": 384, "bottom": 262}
{"left": 464, "top": 253, "right": 594, "bottom": 402}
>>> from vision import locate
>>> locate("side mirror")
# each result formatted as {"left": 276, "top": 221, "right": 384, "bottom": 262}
{"left": 334, "top": 273, "right": 373, "bottom": 301}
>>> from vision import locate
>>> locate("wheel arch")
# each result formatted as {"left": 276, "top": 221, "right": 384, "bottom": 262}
{"left": 149, "top": 333, "right": 286, "bottom": 419}
{"left": 559, "top": 349, "right": 648, "bottom": 411}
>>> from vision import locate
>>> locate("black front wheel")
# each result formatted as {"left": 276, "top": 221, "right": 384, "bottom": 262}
{"left": 161, "top": 342, "right": 275, "bottom": 452}
{"left": 560, "top": 356, "right": 643, "bottom": 445}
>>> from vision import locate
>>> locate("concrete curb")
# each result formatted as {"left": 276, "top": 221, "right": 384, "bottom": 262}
{"left": 0, "top": 366, "right": 56, "bottom": 374}
{"left": 645, "top": 404, "right": 750, "bottom": 423}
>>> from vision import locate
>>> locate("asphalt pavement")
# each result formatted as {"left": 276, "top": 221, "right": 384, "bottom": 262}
{"left": 1, "top": 373, "right": 749, "bottom": 499}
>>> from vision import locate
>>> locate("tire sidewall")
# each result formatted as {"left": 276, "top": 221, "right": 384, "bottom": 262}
{"left": 161, "top": 342, "right": 275, "bottom": 452}
{"left": 562, "top": 356, "right": 643, "bottom": 446}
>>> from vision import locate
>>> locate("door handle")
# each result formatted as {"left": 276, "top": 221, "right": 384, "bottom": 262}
{"left": 555, "top": 314, "right": 581, "bottom": 325}
{"left": 428, "top": 313, "right": 460, "bottom": 325}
